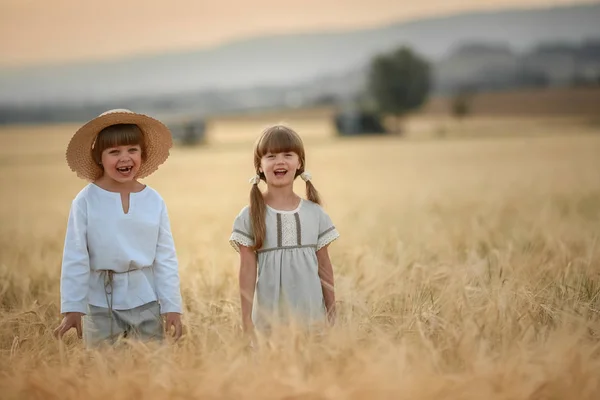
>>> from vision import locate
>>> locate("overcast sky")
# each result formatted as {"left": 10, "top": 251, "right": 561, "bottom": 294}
{"left": 0, "top": 0, "right": 589, "bottom": 67}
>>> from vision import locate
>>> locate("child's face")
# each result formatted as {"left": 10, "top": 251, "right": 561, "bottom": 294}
{"left": 101, "top": 144, "right": 143, "bottom": 183}
{"left": 260, "top": 151, "right": 301, "bottom": 188}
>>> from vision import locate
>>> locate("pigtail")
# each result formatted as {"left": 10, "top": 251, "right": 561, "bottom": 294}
{"left": 249, "top": 181, "right": 267, "bottom": 251}
{"left": 305, "top": 180, "right": 322, "bottom": 205}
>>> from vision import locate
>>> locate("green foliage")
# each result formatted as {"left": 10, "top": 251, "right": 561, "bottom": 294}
{"left": 451, "top": 89, "right": 474, "bottom": 119}
{"left": 368, "top": 46, "right": 432, "bottom": 118}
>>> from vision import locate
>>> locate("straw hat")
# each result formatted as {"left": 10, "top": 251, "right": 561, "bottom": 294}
{"left": 66, "top": 108, "right": 173, "bottom": 181}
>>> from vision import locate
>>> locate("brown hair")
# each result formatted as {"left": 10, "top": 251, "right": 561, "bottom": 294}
{"left": 250, "top": 125, "right": 321, "bottom": 250}
{"left": 91, "top": 124, "right": 146, "bottom": 167}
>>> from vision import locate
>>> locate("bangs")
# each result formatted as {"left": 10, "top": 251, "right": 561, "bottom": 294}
{"left": 256, "top": 125, "right": 304, "bottom": 157}
{"left": 95, "top": 124, "right": 144, "bottom": 149}
{"left": 92, "top": 124, "right": 145, "bottom": 163}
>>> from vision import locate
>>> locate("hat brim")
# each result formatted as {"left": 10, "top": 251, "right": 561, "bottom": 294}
{"left": 66, "top": 112, "right": 173, "bottom": 181}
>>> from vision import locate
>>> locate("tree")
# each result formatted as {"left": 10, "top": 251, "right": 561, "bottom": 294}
{"left": 451, "top": 86, "right": 475, "bottom": 120}
{"left": 451, "top": 92, "right": 471, "bottom": 120}
{"left": 368, "top": 46, "right": 431, "bottom": 133}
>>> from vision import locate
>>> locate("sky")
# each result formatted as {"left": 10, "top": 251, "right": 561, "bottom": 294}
{"left": 0, "top": 0, "right": 591, "bottom": 68}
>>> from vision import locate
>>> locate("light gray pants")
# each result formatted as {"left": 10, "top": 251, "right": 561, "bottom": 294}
{"left": 83, "top": 301, "right": 164, "bottom": 348}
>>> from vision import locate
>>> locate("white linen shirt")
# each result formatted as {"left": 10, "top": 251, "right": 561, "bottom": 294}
{"left": 60, "top": 183, "right": 182, "bottom": 315}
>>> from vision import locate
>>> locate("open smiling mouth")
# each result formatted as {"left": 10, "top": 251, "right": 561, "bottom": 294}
{"left": 274, "top": 168, "right": 288, "bottom": 177}
{"left": 117, "top": 166, "right": 133, "bottom": 174}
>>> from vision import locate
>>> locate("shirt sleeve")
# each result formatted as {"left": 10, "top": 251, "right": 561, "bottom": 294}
{"left": 152, "top": 201, "right": 183, "bottom": 314}
{"left": 229, "top": 207, "right": 255, "bottom": 253}
{"left": 60, "top": 199, "right": 91, "bottom": 314}
{"left": 317, "top": 206, "right": 340, "bottom": 251}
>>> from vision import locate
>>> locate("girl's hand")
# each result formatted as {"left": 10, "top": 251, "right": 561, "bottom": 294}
{"left": 164, "top": 312, "right": 183, "bottom": 340}
{"left": 54, "top": 312, "right": 84, "bottom": 339}
{"left": 242, "top": 320, "right": 257, "bottom": 350}
{"left": 242, "top": 319, "right": 255, "bottom": 335}
{"left": 327, "top": 308, "right": 337, "bottom": 326}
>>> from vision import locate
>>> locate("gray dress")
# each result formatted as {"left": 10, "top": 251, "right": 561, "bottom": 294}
{"left": 229, "top": 199, "right": 339, "bottom": 332}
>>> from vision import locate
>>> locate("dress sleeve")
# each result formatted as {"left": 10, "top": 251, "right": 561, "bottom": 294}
{"left": 317, "top": 206, "right": 340, "bottom": 251}
{"left": 229, "top": 207, "right": 255, "bottom": 253}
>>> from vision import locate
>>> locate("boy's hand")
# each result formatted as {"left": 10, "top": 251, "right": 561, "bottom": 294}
{"left": 164, "top": 312, "right": 183, "bottom": 340}
{"left": 54, "top": 312, "right": 84, "bottom": 339}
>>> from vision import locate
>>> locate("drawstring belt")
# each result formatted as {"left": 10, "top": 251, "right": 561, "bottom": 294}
{"left": 97, "top": 268, "right": 141, "bottom": 340}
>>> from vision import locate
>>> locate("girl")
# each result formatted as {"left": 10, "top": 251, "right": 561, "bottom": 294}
{"left": 229, "top": 125, "right": 339, "bottom": 334}
{"left": 53, "top": 108, "right": 183, "bottom": 347}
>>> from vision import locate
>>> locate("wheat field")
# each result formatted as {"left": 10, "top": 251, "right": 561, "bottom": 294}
{"left": 1, "top": 118, "right": 600, "bottom": 399}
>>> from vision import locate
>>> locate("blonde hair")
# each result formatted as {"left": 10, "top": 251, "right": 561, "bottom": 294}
{"left": 250, "top": 125, "right": 321, "bottom": 250}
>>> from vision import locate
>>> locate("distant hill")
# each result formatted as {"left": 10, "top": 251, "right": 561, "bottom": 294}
{"left": 1, "top": 2, "right": 599, "bottom": 109}
{"left": 434, "top": 39, "right": 600, "bottom": 93}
